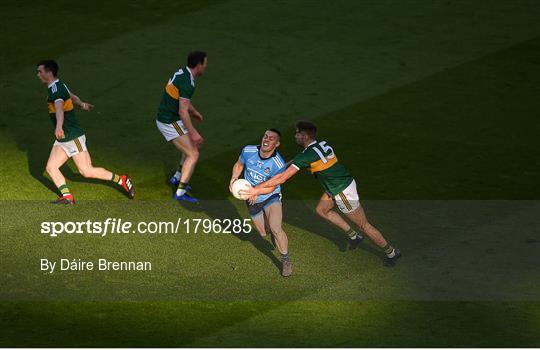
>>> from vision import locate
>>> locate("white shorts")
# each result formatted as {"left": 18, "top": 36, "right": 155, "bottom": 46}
{"left": 53, "top": 135, "right": 87, "bottom": 158}
{"left": 156, "top": 119, "right": 188, "bottom": 142}
{"left": 333, "top": 180, "right": 360, "bottom": 214}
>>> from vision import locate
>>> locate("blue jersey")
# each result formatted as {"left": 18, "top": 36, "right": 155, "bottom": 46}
{"left": 239, "top": 145, "right": 286, "bottom": 203}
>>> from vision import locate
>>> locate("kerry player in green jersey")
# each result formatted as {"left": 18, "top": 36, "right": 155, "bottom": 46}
{"left": 37, "top": 60, "right": 135, "bottom": 204}
{"left": 156, "top": 51, "right": 208, "bottom": 202}
{"left": 240, "top": 121, "right": 401, "bottom": 267}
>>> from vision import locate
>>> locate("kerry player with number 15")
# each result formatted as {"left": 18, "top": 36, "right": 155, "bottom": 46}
{"left": 240, "top": 121, "right": 401, "bottom": 267}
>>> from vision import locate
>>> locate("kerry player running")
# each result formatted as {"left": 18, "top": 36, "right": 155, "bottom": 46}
{"left": 240, "top": 121, "right": 401, "bottom": 267}
{"left": 229, "top": 129, "right": 292, "bottom": 277}
{"left": 156, "top": 51, "right": 208, "bottom": 202}
{"left": 37, "top": 60, "right": 134, "bottom": 204}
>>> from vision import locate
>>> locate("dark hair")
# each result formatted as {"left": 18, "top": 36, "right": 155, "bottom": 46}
{"left": 295, "top": 120, "right": 317, "bottom": 139}
{"left": 37, "top": 59, "right": 59, "bottom": 77}
{"left": 267, "top": 128, "right": 281, "bottom": 139}
{"left": 187, "top": 51, "right": 207, "bottom": 68}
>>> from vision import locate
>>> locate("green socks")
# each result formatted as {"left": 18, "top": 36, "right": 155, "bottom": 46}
{"left": 111, "top": 173, "right": 121, "bottom": 185}
{"left": 58, "top": 184, "right": 71, "bottom": 197}
{"left": 346, "top": 228, "right": 360, "bottom": 240}
{"left": 176, "top": 182, "right": 188, "bottom": 196}
{"left": 383, "top": 243, "right": 396, "bottom": 258}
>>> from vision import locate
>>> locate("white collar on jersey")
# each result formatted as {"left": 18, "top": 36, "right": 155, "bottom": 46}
{"left": 48, "top": 79, "right": 59, "bottom": 88}
{"left": 185, "top": 67, "right": 195, "bottom": 86}
{"left": 304, "top": 140, "right": 317, "bottom": 150}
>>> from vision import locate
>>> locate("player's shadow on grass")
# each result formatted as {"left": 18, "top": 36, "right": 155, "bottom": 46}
{"left": 20, "top": 137, "right": 118, "bottom": 196}
{"left": 282, "top": 200, "right": 349, "bottom": 251}
{"left": 24, "top": 140, "right": 63, "bottom": 195}
{"left": 10, "top": 126, "right": 126, "bottom": 198}
{"left": 282, "top": 200, "right": 384, "bottom": 260}
{"left": 200, "top": 200, "right": 282, "bottom": 272}
{"left": 7, "top": 116, "right": 66, "bottom": 195}
{"left": 163, "top": 164, "right": 282, "bottom": 272}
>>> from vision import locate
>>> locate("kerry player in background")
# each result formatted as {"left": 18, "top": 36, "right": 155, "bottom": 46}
{"left": 241, "top": 121, "right": 401, "bottom": 267}
{"left": 156, "top": 51, "right": 208, "bottom": 202}
{"left": 229, "top": 129, "right": 292, "bottom": 277}
{"left": 37, "top": 60, "right": 135, "bottom": 204}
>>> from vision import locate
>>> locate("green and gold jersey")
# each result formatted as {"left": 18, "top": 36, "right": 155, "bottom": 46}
{"left": 291, "top": 140, "right": 354, "bottom": 196}
{"left": 47, "top": 79, "right": 84, "bottom": 142}
{"left": 157, "top": 66, "right": 195, "bottom": 124}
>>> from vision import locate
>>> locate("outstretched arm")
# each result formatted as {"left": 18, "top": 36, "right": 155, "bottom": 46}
{"left": 69, "top": 92, "right": 93, "bottom": 111}
{"left": 260, "top": 165, "right": 299, "bottom": 189}
{"left": 240, "top": 165, "right": 299, "bottom": 197}
{"left": 253, "top": 185, "right": 277, "bottom": 195}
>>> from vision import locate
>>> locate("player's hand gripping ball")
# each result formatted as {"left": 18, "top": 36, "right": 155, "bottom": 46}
{"left": 231, "top": 179, "right": 252, "bottom": 200}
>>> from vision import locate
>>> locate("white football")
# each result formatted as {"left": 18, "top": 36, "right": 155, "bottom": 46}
{"left": 231, "top": 179, "right": 252, "bottom": 200}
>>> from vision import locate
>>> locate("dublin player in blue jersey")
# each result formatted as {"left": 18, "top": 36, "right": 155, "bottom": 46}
{"left": 229, "top": 129, "right": 292, "bottom": 277}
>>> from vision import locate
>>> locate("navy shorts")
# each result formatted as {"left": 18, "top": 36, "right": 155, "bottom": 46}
{"left": 246, "top": 193, "right": 282, "bottom": 217}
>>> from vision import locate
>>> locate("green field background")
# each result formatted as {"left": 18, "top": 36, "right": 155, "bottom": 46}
{"left": 1, "top": 0, "right": 539, "bottom": 346}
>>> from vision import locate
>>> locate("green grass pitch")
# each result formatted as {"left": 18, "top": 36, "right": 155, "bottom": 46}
{"left": 1, "top": 0, "right": 539, "bottom": 347}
